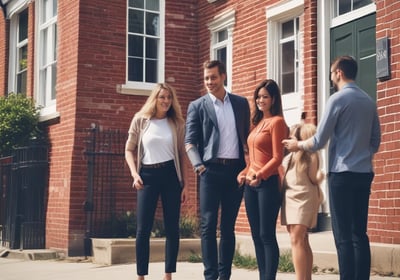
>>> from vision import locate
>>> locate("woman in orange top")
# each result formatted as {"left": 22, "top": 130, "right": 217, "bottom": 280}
{"left": 237, "top": 79, "right": 288, "bottom": 280}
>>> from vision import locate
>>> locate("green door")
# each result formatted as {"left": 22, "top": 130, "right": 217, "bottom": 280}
{"left": 330, "top": 13, "right": 376, "bottom": 100}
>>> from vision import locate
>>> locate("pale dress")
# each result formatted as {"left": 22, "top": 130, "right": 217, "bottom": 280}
{"left": 281, "top": 153, "right": 323, "bottom": 229}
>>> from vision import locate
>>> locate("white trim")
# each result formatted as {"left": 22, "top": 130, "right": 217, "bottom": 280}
{"left": 266, "top": 0, "right": 304, "bottom": 20}
{"left": 5, "top": 0, "right": 29, "bottom": 18}
{"left": 331, "top": 3, "right": 376, "bottom": 28}
{"left": 208, "top": 9, "right": 235, "bottom": 31}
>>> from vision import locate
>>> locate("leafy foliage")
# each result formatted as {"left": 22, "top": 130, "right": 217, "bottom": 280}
{"left": 0, "top": 93, "right": 40, "bottom": 156}
{"left": 179, "top": 214, "right": 200, "bottom": 238}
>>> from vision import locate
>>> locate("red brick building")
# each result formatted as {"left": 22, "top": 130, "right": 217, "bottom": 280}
{"left": 0, "top": 0, "right": 399, "bottom": 257}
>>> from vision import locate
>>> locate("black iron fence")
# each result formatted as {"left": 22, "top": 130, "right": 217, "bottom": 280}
{"left": 83, "top": 125, "right": 134, "bottom": 256}
{"left": 0, "top": 141, "right": 48, "bottom": 249}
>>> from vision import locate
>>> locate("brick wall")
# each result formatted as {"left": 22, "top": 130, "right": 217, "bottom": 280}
{"left": 0, "top": 13, "right": 8, "bottom": 95}
{"left": 369, "top": 0, "right": 400, "bottom": 244}
{"left": 49, "top": 0, "right": 199, "bottom": 255}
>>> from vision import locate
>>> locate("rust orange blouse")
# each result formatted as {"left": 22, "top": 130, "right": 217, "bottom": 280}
{"left": 239, "top": 115, "right": 288, "bottom": 180}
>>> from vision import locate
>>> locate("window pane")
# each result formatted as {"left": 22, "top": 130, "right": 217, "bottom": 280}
{"left": 129, "top": 9, "right": 144, "bottom": 34}
{"left": 51, "top": 64, "right": 57, "bottom": 100}
{"left": 146, "top": 0, "right": 159, "bottom": 11}
{"left": 129, "top": 0, "right": 144, "bottom": 9}
{"left": 128, "top": 57, "right": 143, "bottom": 81}
{"left": 146, "top": 38, "right": 158, "bottom": 59}
{"left": 145, "top": 59, "right": 157, "bottom": 83}
{"left": 281, "top": 41, "right": 294, "bottom": 94}
{"left": 354, "top": 0, "right": 373, "bottom": 9}
{"left": 217, "top": 30, "right": 228, "bottom": 42}
{"left": 18, "top": 45, "right": 28, "bottom": 71}
{"left": 17, "top": 72, "right": 27, "bottom": 95}
{"left": 40, "top": 69, "right": 46, "bottom": 102}
{"left": 41, "top": 29, "right": 48, "bottom": 66}
{"left": 217, "top": 47, "right": 227, "bottom": 86}
{"left": 339, "top": 0, "right": 351, "bottom": 15}
{"left": 53, "top": 25, "right": 57, "bottom": 61}
{"left": 128, "top": 35, "right": 143, "bottom": 57}
{"left": 146, "top": 12, "right": 159, "bottom": 36}
{"left": 18, "top": 10, "right": 28, "bottom": 42}
{"left": 281, "top": 20, "right": 293, "bottom": 39}
{"left": 42, "top": 0, "right": 50, "bottom": 23}
{"left": 53, "top": 0, "right": 58, "bottom": 17}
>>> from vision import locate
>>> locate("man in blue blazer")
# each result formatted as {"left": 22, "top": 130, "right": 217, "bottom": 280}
{"left": 185, "top": 60, "right": 250, "bottom": 280}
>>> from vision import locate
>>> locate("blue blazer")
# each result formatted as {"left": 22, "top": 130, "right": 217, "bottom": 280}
{"left": 185, "top": 93, "right": 250, "bottom": 166}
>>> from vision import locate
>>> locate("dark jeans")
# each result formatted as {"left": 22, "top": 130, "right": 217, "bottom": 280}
{"left": 199, "top": 162, "right": 244, "bottom": 280}
{"left": 328, "top": 171, "right": 374, "bottom": 280}
{"left": 136, "top": 161, "right": 182, "bottom": 276}
{"left": 244, "top": 175, "right": 281, "bottom": 280}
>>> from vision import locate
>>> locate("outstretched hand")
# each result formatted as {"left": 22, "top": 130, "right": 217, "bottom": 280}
{"left": 282, "top": 138, "right": 300, "bottom": 152}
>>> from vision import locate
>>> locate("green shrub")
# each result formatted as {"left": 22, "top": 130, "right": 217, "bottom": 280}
{"left": 110, "top": 211, "right": 201, "bottom": 239}
{"left": 111, "top": 211, "right": 137, "bottom": 238}
{"left": 179, "top": 214, "right": 200, "bottom": 238}
{"left": 0, "top": 93, "right": 40, "bottom": 156}
{"left": 278, "top": 250, "right": 295, "bottom": 272}
{"left": 233, "top": 250, "right": 258, "bottom": 270}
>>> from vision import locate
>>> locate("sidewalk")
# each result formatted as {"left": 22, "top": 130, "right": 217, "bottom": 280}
{"left": 0, "top": 257, "right": 397, "bottom": 280}
{"left": 0, "top": 231, "right": 399, "bottom": 279}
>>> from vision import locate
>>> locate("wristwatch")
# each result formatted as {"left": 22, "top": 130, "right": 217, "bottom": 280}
{"left": 194, "top": 164, "right": 206, "bottom": 175}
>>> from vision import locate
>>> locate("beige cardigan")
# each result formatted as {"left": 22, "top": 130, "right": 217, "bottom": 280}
{"left": 125, "top": 116, "right": 186, "bottom": 187}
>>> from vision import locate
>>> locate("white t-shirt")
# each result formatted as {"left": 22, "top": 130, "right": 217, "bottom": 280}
{"left": 141, "top": 118, "right": 174, "bottom": 164}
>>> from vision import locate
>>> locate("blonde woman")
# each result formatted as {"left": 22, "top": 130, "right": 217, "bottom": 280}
{"left": 281, "top": 122, "right": 324, "bottom": 280}
{"left": 125, "top": 83, "right": 188, "bottom": 280}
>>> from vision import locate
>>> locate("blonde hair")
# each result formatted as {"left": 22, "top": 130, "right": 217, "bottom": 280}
{"left": 290, "top": 123, "right": 318, "bottom": 174}
{"left": 135, "top": 83, "right": 184, "bottom": 125}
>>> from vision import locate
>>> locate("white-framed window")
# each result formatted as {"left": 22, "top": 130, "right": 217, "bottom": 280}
{"left": 120, "top": 0, "right": 165, "bottom": 95}
{"left": 36, "top": 0, "right": 58, "bottom": 116}
{"left": 266, "top": 0, "right": 304, "bottom": 126}
{"left": 208, "top": 9, "right": 235, "bottom": 91}
{"left": 330, "top": 0, "right": 376, "bottom": 28}
{"left": 16, "top": 9, "right": 28, "bottom": 95}
{"left": 332, "top": 0, "right": 373, "bottom": 17}
{"left": 8, "top": 6, "right": 28, "bottom": 96}
{"left": 279, "top": 17, "right": 300, "bottom": 95}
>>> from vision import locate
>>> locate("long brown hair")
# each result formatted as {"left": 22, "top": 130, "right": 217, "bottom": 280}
{"left": 135, "top": 83, "right": 184, "bottom": 126}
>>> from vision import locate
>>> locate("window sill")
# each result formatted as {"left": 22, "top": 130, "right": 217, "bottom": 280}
{"left": 39, "top": 111, "right": 60, "bottom": 126}
{"left": 116, "top": 84, "right": 152, "bottom": 96}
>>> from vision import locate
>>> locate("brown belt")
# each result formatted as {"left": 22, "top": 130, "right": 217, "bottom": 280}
{"left": 141, "top": 160, "right": 174, "bottom": 169}
{"left": 208, "top": 158, "right": 240, "bottom": 165}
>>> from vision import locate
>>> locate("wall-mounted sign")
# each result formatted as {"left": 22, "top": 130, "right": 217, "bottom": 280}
{"left": 376, "top": 37, "right": 391, "bottom": 80}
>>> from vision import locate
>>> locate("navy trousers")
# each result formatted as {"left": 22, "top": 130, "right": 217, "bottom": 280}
{"left": 244, "top": 175, "right": 281, "bottom": 280}
{"left": 135, "top": 161, "right": 182, "bottom": 276}
{"left": 328, "top": 171, "right": 374, "bottom": 280}
{"left": 199, "top": 162, "right": 244, "bottom": 280}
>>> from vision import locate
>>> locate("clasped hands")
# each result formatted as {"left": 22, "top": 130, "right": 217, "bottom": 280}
{"left": 237, "top": 172, "right": 261, "bottom": 187}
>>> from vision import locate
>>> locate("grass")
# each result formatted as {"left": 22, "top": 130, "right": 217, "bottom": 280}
{"left": 188, "top": 249, "right": 296, "bottom": 273}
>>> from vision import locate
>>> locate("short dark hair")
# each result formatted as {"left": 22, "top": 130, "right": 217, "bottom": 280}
{"left": 332, "top": 55, "right": 358, "bottom": 80}
{"left": 203, "top": 60, "right": 226, "bottom": 75}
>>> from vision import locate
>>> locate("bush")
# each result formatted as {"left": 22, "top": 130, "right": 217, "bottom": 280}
{"left": 179, "top": 214, "right": 200, "bottom": 238}
{"left": 0, "top": 93, "right": 40, "bottom": 156}
{"left": 110, "top": 211, "right": 201, "bottom": 239}
{"left": 111, "top": 211, "right": 137, "bottom": 238}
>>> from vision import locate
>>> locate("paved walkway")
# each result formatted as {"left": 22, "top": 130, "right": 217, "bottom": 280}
{"left": 0, "top": 257, "right": 398, "bottom": 280}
